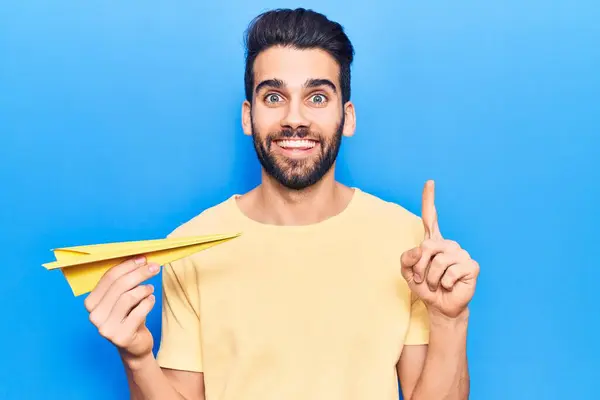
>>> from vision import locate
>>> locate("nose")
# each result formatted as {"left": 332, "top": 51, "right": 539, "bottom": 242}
{"left": 280, "top": 100, "right": 310, "bottom": 131}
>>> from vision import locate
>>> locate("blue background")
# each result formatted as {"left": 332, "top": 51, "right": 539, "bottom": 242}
{"left": 1, "top": 1, "right": 598, "bottom": 399}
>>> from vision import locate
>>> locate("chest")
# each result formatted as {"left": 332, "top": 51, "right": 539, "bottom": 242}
{"left": 194, "top": 233, "right": 413, "bottom": 360}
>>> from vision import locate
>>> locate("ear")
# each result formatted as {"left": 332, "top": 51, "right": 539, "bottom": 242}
{"left": 242, "top": 100, "right": 252, "bottom": 136}
{"left": 342, "top": 101, "right": 356, "bottom": 137}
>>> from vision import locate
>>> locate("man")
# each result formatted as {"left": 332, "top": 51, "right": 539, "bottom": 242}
{"left": 84, "top": 8, "right": 479, "bottom": 400}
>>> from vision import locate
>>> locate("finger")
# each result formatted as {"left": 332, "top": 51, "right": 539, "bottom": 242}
{"left": 97, "top": 292, "right": 156, "bottom": 349}
{"left": 85, "top": 255, "right": 148, "bottom": 312}
{"left": 110, "top": 284, "right": 155, "bottom": 323}
{"left": 440, "top": 261, "right": 479, "bottom": 291}
{"left": 413, "top": 239, "right": 460, "bottom": 284}
{"left": 425, "top": 252, "right": 461, "bottom": 291}
{"left": 412, "top": 239, "right": 442, "bottom": 284}
{"left": 401, "top": 246, "right": 422, "bottom": 269}
{"left": 400, "top": 247, "right": 422, "bottom": 283}
{"left": 422, "top": 180, "right": 442, "bottom": 240}
{"left": 89, "top": 263, "right": 160, "bottom": 328}
{"left": 121, "top": 293, "right": 156, "bottom": 333}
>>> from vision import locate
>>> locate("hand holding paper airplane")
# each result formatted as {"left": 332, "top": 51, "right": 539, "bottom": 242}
{"left": 85, "top": 255, "right": 161, "bottom": 362}
{"left": 400, "top": 180, "right": 480, "bottom": 319}
{"left": 43, "top": 232, "right": 240, "bottom": 365}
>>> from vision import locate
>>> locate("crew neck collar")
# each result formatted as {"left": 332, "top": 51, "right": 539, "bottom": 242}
{"left": 227, "top": 187, "right": 362, "bottom": 233}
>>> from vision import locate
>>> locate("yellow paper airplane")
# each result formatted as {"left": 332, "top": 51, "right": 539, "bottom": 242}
{"left": 42, "top": 232, "right": 241, "bottom": 296}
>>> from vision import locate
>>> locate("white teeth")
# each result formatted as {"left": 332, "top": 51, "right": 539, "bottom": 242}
{"left": 277, "top": 139, "right": 316, "bottom": 149}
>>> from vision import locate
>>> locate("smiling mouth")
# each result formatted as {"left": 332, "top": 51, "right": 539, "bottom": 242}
{"left": 271, "top": 138, "right": 320, "bottom": 158}
{"left": 273, "top": 139, "right": 318, "bottom": 150}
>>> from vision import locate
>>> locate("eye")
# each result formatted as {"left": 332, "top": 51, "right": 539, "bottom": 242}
{"left": 265, "top": 93, "right": 283, "bottom": 104}
{"left": 309, "top": 94, "right": 327, "bottom": 105}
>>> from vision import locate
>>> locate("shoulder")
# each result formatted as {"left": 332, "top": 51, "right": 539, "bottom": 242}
{"left": 354, "top": 188, "right": 421, "bottom": 226}
{"left": 353, "top": 188, "right": 425, "bottom": 246}
{"left": 166, "top": 195, "right": 239, "bottom": 239}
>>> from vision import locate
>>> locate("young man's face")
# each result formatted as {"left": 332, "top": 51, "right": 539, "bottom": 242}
{"left": 243, "top": 46, "right": 355, "bottom": 190}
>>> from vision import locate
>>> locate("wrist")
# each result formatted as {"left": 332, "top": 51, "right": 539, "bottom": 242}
{"left": 119, "top": 350, "right": 155, "bottom": 372}
{"left": 428, "top": 307, "right": 470, "bottom": 329}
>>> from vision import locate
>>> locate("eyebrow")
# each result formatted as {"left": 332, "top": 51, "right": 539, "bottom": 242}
{"left": 304, "top": 78, "right": 337, "bottom": 93}
{"left": 254, "top": 78, "right": 338, "bottom": 95}
{"left": 255, "top": 79, "right": 284, "bottom": 94}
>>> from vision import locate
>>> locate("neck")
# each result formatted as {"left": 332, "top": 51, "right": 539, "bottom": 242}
{"left": 237, "top": 168, "right": 354, "bottom": 226}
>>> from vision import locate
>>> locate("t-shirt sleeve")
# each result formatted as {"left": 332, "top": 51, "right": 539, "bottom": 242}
{"left": 404, "top": 292, "right": 430, "bottom": 345}
{"left": 155, "top": 257, "right": 204, "bottom": 372}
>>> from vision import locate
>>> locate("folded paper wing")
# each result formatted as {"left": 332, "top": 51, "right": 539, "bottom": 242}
{"left": 42, "top": 232, "right": 241, "bottom": 296}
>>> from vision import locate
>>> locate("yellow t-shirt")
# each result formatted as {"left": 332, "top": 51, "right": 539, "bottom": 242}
{"left": 156, "top": 188, "right": 430, "bottom": 400}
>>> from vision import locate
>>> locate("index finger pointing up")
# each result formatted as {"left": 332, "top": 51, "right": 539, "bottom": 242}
{"left": 422, "top": 180, "right": 442, "bottom": 240}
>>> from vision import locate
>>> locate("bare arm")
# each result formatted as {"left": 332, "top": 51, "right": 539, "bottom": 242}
{"left": 121, "top": 353, "right": 205, "bottom": 400}
{"left": 397, "top": 310, "right": 470, "bottom": 400}
{"left": 398, "top": 180, "right": 477, "bottom": 399}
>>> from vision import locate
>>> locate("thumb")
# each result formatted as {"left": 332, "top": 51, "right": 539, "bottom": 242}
{"left": 400, "top": 246, "right": 422, "bottom": 282}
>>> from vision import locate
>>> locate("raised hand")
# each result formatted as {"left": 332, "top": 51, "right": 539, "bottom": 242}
{"left": 400, "top": 180, "right": 480, "bottom": 319}
{"left": 84, "top": 256, "right": 161, "bottom": 362}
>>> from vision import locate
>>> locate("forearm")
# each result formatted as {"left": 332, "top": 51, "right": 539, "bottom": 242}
{"left": 411, "top": 309, "right": 470, "bottom": 400}
{"left": 120, "top": 353, "right": 188, "bottom": 400}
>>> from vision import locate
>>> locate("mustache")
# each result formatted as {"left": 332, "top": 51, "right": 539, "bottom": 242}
{"left": 269, "top": 127, "right": 310, "bottom": 139}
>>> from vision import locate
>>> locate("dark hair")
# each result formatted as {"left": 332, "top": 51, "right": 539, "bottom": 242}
{"left": 243, "top": 8, "right": 354, "bottom": 104}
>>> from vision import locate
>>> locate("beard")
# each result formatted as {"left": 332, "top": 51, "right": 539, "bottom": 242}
{"left": 251, "top": 114, "right": 345, "bottom": 191}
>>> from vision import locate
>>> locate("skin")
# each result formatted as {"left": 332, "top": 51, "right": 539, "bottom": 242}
{"left": 83, "top": 45, "right": 479, "bottom": 400}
